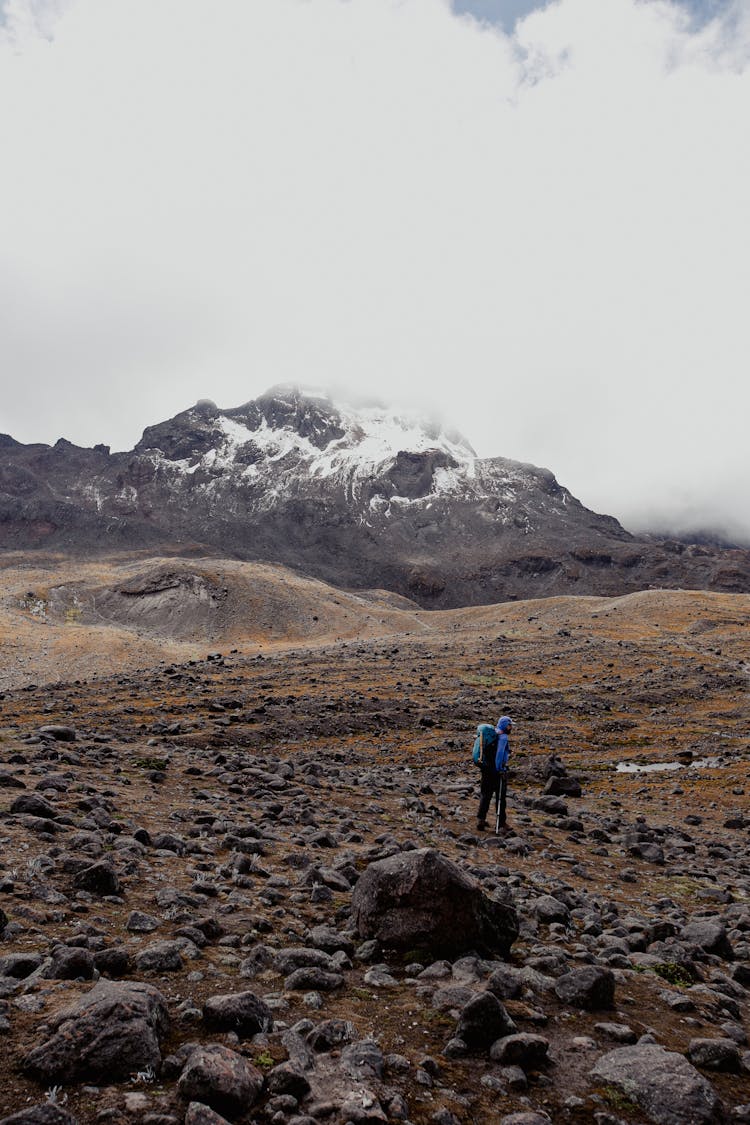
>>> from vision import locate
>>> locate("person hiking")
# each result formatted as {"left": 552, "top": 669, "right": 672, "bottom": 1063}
{"left": 474, "top": 715, "right": 513, "bottom": 832}
{"left": 494, "top": 716, "right": 513, "bottom": 833}
{"left": 475, "top": 721, "right": 499, "bottom": 831}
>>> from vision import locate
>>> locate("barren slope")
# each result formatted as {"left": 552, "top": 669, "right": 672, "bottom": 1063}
{"left": 0, "top": 560, "right": 747, "bottom": 1125}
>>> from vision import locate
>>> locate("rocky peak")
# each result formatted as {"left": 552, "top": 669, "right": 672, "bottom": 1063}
{"left": 1, "top": 385, "right": 748, "bottom": 605}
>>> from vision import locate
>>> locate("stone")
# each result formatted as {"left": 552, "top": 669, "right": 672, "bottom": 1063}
{"left": 0, "top": 772, "right": 25, "bottom": 789}
{"left": 307, "top": 1018, "right": 358, "bottom": 1052}
{"left": 681, "top": 919, "right": 734, "bottom": 961}
{"left": 543, "top": 775, "right": 582, "bottom": 797}
{"left": 554, "top": 966, "right": 615, "bottom": 1010}
{"left": 594, "top": 1022, "right": 637, "bottom": 1044}
{"left": 351, "top": 848, "right": 518, "bottom": 957}
{"left": 38, "top": 725, "right": 77, "bottom": 741}
{"left": 687, "top": 1037, "right": 741, "bottom": 1072}
{"left": 534, "top": 895, "right": 571, "bottom": 925}
{"left": 134, "top": 940, "right": 184, "bottom": 973}
{"left": 72, "top": 861, "right": 120, "bottom": 896}
{"left": 0, "top": 1108, "right": 79, "bottom": 1125}
{"left": 499, "top": 1115, "right": 552, "bottom": 1125}
{"left": 23, "top": 980, "right": 169, "bottom": 1083}
{"left": 126, "top": 910, "right": 160, "bottom": 933}
{"left": 489, "top": 1033, "right": 550, "bottom": 1069}
{"left": 340, "top": 1039, "right": 385, "bottom": 1080}
{"left": 590, "top": 1043, "right": 724, "bottom": 1125}
{"left": 184, "top": 1105, "right": 233, "bottom": 1125}
{"left": 266, "top": 1061, "right": 312, "bottom": 1099}
{"left": 0, "top": 953, "right": 44, "bottom": 979}
{"left": 487, "top": 964, "right": 523, "bottom": 1000}
{"left": 275, "top": 947, "right": 336, "bottom": 975}
{"left": 308, "top": 925, "right": 355, "bottom": 957}
{"left": 44, "top": 946, "right": 95, "bottom": 981}
{"left": 202, "top": 990, "right": 274, "bottom": 1036}
{"left": 455, "top": 991, "right": 516, "bottom": 1048}
{"left": 93, "top": 947, "right": 132, "bottom": 978}
{"left": 9, "top": 794, "right": 57, "bottom": 819}
{"left": 284, "top": 967, "right": 344, "bottom": 992}
{"left": 177, "top": 1044, "right": 264, "bottom": 1119}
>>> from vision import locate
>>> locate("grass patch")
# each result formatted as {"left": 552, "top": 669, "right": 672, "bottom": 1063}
{"left": 134, "top": 757, "right": 169, "bottom": 771}
{"left": 253, "top": 1050, "right": 274, "bottom": 1069}
{"left": 602, "top": 1085, "right": 636, "bottom": 1111}
{"left": 652, "top": 962, "right": 693, "bottom": 988}
{"left": 648, "top": 875, "right": 706, "bottom": 904}
{"left": 419, "top": 1008, "right": 454, "bottom": 1029}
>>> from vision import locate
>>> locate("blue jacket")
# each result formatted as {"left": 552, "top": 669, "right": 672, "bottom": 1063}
{"left": 495, "top": 716, "right": 512, "bottom": 771}
{"left": 495, "top": 733, "right": 510, "bottom": 771}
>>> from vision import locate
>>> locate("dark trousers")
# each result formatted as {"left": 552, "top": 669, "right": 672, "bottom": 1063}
{"left": 477, "top": 770, "right": 507, "bottom": 826}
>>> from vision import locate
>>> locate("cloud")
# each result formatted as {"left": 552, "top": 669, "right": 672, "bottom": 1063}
{"left": 0, "top": 0, "right": 748, "bottom": 543}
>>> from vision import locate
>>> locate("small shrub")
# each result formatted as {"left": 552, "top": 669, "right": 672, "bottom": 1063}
{"left": 134, "top": 757, "right": 169, "bottom": 771}
{"left": 653, "top": 962, "right": 693, "bottom": 988}
{"left": 602, "top": 1085, "right": 635, "bottom": 1111}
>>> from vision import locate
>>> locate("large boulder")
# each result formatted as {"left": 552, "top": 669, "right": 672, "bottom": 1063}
{"left": 351, "top": 848, "right": 518, "bottom": 957}
{"left": 23, "top": 980, "right": 169, "bottom": 1083}
{"left": 590, "top": 1044, "right": 724, "bottom": 1125}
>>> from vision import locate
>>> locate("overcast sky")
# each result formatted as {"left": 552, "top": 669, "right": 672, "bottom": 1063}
{"left": 1, "top": 0, "right": 748, "bottom": 544}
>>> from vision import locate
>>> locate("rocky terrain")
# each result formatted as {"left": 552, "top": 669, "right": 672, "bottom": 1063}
{"left": 0, "top": 562, "right": 748, "bottom": 1125}
{"left": 1, "top": 386, "right": 748, "bottom": 606}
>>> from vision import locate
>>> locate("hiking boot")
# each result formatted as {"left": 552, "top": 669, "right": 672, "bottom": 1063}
{"left": 476, "top": 820, "right": 487, "bottom": 831}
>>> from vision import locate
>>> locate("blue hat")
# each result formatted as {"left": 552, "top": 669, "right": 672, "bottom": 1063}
{"left": 496, "top": 716, "right": 512, "bottom": 733}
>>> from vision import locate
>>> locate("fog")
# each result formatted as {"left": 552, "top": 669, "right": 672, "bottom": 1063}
{"left": 1, "top": 0, "right": 748, "bottom": 542}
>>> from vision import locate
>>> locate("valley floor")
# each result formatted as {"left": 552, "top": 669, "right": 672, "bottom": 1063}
{"left": 0, "top": 555, "right": 748, "bottom": 1123}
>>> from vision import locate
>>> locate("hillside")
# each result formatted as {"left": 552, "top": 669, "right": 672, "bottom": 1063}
{"left": 0, "top": 562, "right": 748, "bottom": 1123}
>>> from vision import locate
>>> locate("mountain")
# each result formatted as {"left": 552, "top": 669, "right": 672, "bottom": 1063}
{"left": 1, "top": 385, "right": 747, "bottom": 606}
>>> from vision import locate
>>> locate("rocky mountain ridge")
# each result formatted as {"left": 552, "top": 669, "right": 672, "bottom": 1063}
{"left": 1, "top": 386, "right": 748, "bottom": 606}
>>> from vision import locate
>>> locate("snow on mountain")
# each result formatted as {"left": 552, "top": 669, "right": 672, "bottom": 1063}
{"left": 141, "top": 384, "right": 556, "bottom": 520}
{"left": 3, "top": 383, "right": 747, "bottom": 607}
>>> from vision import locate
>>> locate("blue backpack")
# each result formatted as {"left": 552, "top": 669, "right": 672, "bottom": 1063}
{"left": 472, "top": 723, "right": 498, "bottom": 767}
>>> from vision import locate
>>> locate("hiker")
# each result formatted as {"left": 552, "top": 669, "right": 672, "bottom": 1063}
{"left": 474, "top": 715, "right": 513, "bottom": 832}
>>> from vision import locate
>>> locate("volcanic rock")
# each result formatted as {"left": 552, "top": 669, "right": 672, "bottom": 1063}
{"left": 202, "top": 990, "right": 274, "bottom": 1037}
{"left": 177, "top": 1044, "right": 264, "bottom": 1119}
{"left": 0, "top": 1109, "right": 79, "bottom": 1125}
{"left": 554, "top": 966, "right": 615, "bottom": 1010}
{"left": 351, "top": 848, "right": 518, "bottom": 957}
{"left": 23, "top": 980, "right": 169, "bottom": 1083}
{"left": 589, "top": 1043, "right": 724, "bottom": 1125}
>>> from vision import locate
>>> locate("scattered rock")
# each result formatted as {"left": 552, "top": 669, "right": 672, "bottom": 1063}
{"left": 590, "top": 1043, "right": 724, "bottom": 1125}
